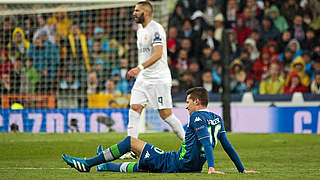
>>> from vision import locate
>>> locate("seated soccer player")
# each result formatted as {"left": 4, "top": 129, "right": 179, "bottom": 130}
{"left": 62, "top": 87, "right": 258, "bottom": 174}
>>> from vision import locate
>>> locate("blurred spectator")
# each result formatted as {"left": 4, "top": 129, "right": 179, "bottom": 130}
{"left": 248, "top": 29, "right": 263, "bottom": 50}
{"left": 309, "top": 54, "right": 320, "bottom": 81}
{"left": 245, "top": 0, "right": 263, "bottom": 20}
{"left": 172, "top": 49, "right": 190, "bottom": 73}
{"left": 230, "top": 59, "right": 247, "bottom": 93}
{"left": 310, "top": 71, "right": 320, "bottom": 94}
{"left": 102, "top": 79, "right": 121, "bottom": 95}
{"left": 280, "top": 0, "right": 301, "bottom": 24}
{"left": 301, "top": 28, "right": 318, "bottom": 51}
{"left": 203, "top": 0, "right": 221, "bottom": 26}
{"left": 22, "top": 15, "right": 35, "bottom": 43}
{"left": 88, "top": 27, "right": 111, "bottom": 53}
{"left": 278, "top": 30, "right": 292, "bottom": 52}
{"left": 242, "top": 6, "right": 259, "bottom": 30}
{"left": 28, "top": 34, "right": 59, "bottom": 83}
{"left": 66, "top": 22, "right": 90, "bottom": 84}
{"left": 87, "top": 71, "right": 101, "bottom": 94}
{"left": 189, "top": 60, "right": 202, "bottom": 86}
{"left": 287, "top": 39, "right": 303, "bottom": 60}
{"left": 178, "top": 38, "right": 193, "bottom": 58}
{"left": 47, "top": 11, "right": 72, "bottom": 44}
{"left": 227, "top": 29, "right": 240, "bottom": 59}
{"left": 178, "top": 19, "right": 194, "bottom": 40}
{"left": 0, "top": 49, "right": 13, "bottom": 80}
{"left": 59, "top": 73, "right": 80, "bottom": 93}
{"left": 267, "top": 5, "right": 289, "bottom": 33}
{"left": 267, "top": 40, "right": 280, "bottom": 60}
{"left": 201, "top": 69, "right": 219, "bottom": 93}
{"left": 301, "top": 51, "right": 313, "bottom": 77}
{"left": 7, "top": 27, "right": 30, "bottom": 62}
{"left": 0, "top": 73, "right": 13, "bottom": 94}
{"left": 223, "top": 0, "right": 239, "bottom": 28}
{"left": 244, "top": 38, "right": 259, "bottom": 61}
{"left": 178, "top": 70, "right": 196, "bottom": 93}
{"left": 93, "top": 59, "right": 106, "bottom": 89}
{"left": 238, "top": 49, "right": 253, "bottom": 73}
{"left": 168, "top": 3, "right": 188, "bottom": 29}
{"left": 232, "top": 15, "right": 251, "bottom": 48}
{"left": 90, "top": 40, "right": 112, "bottom": 75}
{"left": 289, "top": 14, "right": 308, "bottom": 42}
{"left": 207, "top": 50, "right": 222, "bottom": 71}
{"left": 167, "top": 55, "right": 180, "bottom": 81}
{"left": 201, "top": 27, "right": 220, "bottom": 51}
{"left": 199, "top": 45, "right": 212, "bottom": 71}
{"left": 284, "top": 71, "right": 307, "bottom": 94}
{"left": 257, "top": 16, "right": 280, "bottom": 44}
{"left": 167, "top": 26, "right": 178, "bottom": 57}
{"left": 116, "top": 57, "right": 129, "bottom": 81}
{"left": 253, "top": 47, "right": 272, "bottom": 81}
{"left": 21, "top": 59, "right": 39, "bottom": 94}
{"left": 279, "top": 48, "right": 295, "bottom": 72}
{"left": 33, "top": 15, "right": 56, "bottom": 45}
{"left": 259, "top": 63, "right": 284, "bottom": 94}
{"left": 10, "top": 59, "right": 29, "bottom": 94}
{"left": 212, "top": 64, "right": 222, "bottom": 87}
{"left": 286, "top": 56, "right": 310, "bottom": 87}
{"left": 109, "top": 8, "right": 132, "bottom": 45}
{"left": 36, "top": 69, "right": 53, "bottom": 94}
{"left": 213, "top": 13, "right": 224, "bottom": 42}
{"left": 111, "top": 72, "right": 129, "bottom": 95}
{"left": 244, "top": 72, "right": 258, "bottom": 94}
{"left": 0, "top": 16, "right": 15, "bottom": 48}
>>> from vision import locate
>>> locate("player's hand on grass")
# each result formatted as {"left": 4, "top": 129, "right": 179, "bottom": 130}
{"left": 208, "top": 167, "right": 224, "bottom": 174}
{"left": 242, "top": 170, "right": 259, "bottom": 174}
{"left": 127, "top": 67, "right": 141, "bottom": 78}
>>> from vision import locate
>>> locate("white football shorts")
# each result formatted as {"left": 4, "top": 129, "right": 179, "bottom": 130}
{"left": 130, "top": 80, "right": 173, "bottom": 109}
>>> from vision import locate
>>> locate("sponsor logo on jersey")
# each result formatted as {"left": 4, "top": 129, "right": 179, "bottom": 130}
{"left": 194, "top": 117, "right": 201, "bottom": 122}
{"left": 138, "top": 47, "right": 151, "bottom": 53}
{"left": 208, "top": 118, "right": 220, "bottom": 126}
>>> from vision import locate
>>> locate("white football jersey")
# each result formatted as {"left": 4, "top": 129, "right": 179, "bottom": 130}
{"left": 136, "top": 20, "right": 171, "bottom": 84}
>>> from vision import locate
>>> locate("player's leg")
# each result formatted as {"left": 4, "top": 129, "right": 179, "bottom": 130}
{"left": 96, "top": 138, "right": 145, "bottom": 173}
{"left": 159, "top": 108, "right": 185, "bottom": 141}
{"left": 148, "top": 83, "right": 185, "bottom": 141}
{"left": 97, "top": 162, "right": 140, "bottom": 172}
{"left": 128, "top": 104, "right": 144, "bottom": 138}
{"left": 128, "top": 82, "right": 148, "bottom": 138}
{"left": 62, "top": 136, "right": 146, "bottom": 172}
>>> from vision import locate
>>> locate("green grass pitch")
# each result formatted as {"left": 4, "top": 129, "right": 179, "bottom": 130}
{"left": 0, "top": 132, "right": 319, "bottom": 180}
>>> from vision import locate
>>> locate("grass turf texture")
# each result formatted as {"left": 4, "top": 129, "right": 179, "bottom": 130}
{"left": 0, "top": 133, "right": 319, "bottom": 180}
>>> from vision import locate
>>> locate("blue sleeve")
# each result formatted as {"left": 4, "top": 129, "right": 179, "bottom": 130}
{"left": 199, "top": 137, "right": 214, "bottom": 168}
{"left": 190, "top": 113, "right": 214, "bottom": 168}
{"left": 219, "top": 132, "right": 245, "bottom": 172}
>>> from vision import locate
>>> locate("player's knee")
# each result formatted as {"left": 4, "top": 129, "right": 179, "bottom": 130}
{"left": 159, "top": 109, "right": 172, "bottom": 120}
{"left": 130, "top": 104, "right": 144, "bottom": 114}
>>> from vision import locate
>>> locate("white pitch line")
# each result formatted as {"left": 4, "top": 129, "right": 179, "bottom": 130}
{"left": 0, "top": 168, "right": 70, "bottom": 170}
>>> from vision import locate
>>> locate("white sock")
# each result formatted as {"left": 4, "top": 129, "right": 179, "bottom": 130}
{"left": 127, "top": 109, "right": 140, "bottom": 138}
{"left": 164, "top": 114, "right": 185, "bottom": 141}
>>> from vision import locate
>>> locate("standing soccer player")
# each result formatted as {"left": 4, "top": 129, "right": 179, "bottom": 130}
{"left": 62, "top": 87, "right": 259, "bottom": 174}
{"left": 127, "top": 2, "right": 185, "bottom": 143}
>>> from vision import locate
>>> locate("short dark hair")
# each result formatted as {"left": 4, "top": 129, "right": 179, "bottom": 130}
{"left": 186, "top": 87, "right": 209, "bottom": 107}
{"left": 137, "top": 1, "right": 153, "bottom": 13}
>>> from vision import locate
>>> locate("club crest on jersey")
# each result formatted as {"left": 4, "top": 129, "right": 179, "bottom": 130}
{"left": 144, "top": 35, "right": 147, "bottom": 40}
{"left": 153, "top": 32, "right": 162, "bottom": 41}
{"left": 194, "top": 117, "right": 201, "bottom": 122}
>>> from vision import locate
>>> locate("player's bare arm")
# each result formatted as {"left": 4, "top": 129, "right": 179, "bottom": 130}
{"left": 127, "top": 45, "right": 163, "bottom": 78}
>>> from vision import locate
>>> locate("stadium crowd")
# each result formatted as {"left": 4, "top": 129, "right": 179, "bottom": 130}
{"left": 0, "top": 0, "right": 320, "bottom": 108}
